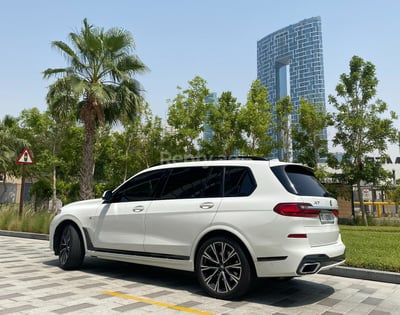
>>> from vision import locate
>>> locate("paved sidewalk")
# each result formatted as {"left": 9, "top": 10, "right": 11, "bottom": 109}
{"left": 2, "top": 229, "right": 400, "bottom": 285}
{"left": 0, "top": 233, "right": 400, "bottom": 314}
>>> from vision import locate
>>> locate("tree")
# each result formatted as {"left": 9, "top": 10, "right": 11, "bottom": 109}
{"left": 166, "top": 76, "right": 210, "bottom": 159}
{"left": 110, "top": 102, "right": 164, "bottom": 185}
{"left": 133, "top": 104, "right": 164, "bottom": 169}
{"left": 201, "top": 91, "right": 244, "bottom": 156}
{"left": 30, "top": 177, "right": 52, "bottom": 211}
{"left": 0, "top": 115, "right": 29, "bottom": 202}
{"left": 292, "top": 98, "right": 332, "bottom": 169}
{"left": 18, "top": 108, "right": 77, "bottom": 208}
{"left": 43, "top": 18, "right": 148, "bottom": 199}
{"left": 239, "top": 80, "right": 273, "bottom": 156}
{"left": 328, "top": 55, "right": 398, "bottom": 225}
{"left": 275, "top": 96, "right": 293, "bottom": 161}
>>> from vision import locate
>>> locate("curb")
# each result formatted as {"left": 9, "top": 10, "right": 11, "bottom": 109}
{"left": 321, "top": 265, "right": 400, "bottom": 285}
{"left": 0, "top": 230, "right": 49, "bottom": 241}
{"left": 1, "top": 230, "right": 399, "bottom": 285}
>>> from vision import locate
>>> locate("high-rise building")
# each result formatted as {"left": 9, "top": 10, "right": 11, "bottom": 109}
{"left": 203, "top": 92, "right": 218, "bottom": 143}
{"left": 257, "top": 16, "right": 326, "bottom": 160}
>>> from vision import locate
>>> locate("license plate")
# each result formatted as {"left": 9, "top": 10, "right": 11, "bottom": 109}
{"left": 319, "top": 212, "right": 335, "bottom": 224}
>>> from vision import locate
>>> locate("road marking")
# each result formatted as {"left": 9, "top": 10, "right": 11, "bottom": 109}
{"left": 102, "top": 291, "right": 215, "bottom": 315}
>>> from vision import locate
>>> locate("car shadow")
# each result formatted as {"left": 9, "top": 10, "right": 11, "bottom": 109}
{"left": 44, "top": 257, "right": 335, "bottom": 307}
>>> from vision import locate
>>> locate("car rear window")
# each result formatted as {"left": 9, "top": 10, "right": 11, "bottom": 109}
{"left": 271, "top": 165, "right": 330, "bottom": 197}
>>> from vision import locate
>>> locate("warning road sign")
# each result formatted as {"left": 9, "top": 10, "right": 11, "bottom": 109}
{"left": 16, "top": 148, "right": 34, "bottom": 164}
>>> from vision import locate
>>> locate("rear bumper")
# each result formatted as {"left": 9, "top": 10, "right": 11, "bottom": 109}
{"left": 254, "top": 241, "right": 345, "bottom": 278}
{"left": 297, "top": 254, "right": 345, "bottom": 275}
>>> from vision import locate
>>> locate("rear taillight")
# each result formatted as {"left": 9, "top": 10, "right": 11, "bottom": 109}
{"left": 332, "top": 210, "right": 339, "bottom": 217}
{"left": 273, "top": 203, "right": 320, "bottom": 217}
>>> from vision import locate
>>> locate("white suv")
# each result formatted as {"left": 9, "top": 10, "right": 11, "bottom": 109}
{"left": 49, "top": 157, "right": 345, "bottom": 299}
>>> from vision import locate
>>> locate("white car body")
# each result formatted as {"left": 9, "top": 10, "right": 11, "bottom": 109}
{"left": 49, "top": 158, "right": 345, "bottom": 299}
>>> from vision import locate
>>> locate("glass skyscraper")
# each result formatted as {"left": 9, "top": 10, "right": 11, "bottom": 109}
{"left": 203, "top": 92, "right": 217, "bottom": 143}
{"left": 257, "top": 16, "right": 327, "bottom": 160}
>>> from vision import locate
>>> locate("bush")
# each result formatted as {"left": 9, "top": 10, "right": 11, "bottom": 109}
{"left": 0, "top": 204, "right": 54, "bottom": 234}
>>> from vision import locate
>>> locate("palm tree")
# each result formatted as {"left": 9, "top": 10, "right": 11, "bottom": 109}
{"left": 43, "top": 18, "right": 148, "bottom": 200}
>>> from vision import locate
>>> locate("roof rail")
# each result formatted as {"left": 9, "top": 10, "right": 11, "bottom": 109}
{"left": 153, "top": 156, "right": 270, "bottom": 166}
{"left": 227, "top": 155, "right": 269, "bottom": 161}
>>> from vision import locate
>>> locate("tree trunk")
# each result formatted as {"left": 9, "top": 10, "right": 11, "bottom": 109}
{"left": 357, "top": 181, "right": 368, "bottom": 226}
{"left": 79, "top": 111, "right": 96, "bottom": 200}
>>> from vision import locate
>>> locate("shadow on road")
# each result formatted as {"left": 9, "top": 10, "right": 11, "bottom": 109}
{"left": 44, "top": 257, "right": 335, "bottom": 307}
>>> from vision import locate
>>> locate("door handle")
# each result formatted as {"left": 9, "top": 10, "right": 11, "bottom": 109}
{"left": 200, "top": 202, "right": 214, "bottom": 209}
{"left": 133, "top": 205, "right": 145, "bottom": 212}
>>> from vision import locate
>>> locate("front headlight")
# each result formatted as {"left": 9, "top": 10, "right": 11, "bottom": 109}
{"left": 54, "top": 208, "right": 62, "bottom": 216}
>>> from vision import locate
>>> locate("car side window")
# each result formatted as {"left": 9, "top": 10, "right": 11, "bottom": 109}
{"left": 160, "top": 167, "right": 223, "bottom": 199}
{"left": 113, "top": 170, "right": 167, "bottom": 202}
{"left": 224, "top": 166, "right": 256, "bottom": 197}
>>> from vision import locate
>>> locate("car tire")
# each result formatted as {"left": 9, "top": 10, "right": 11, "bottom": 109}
{"left": 58, "top": 224, "right": 84, "bottom": 270}
{"left": 195, "top": 236, "right": 253, "bottom": 300}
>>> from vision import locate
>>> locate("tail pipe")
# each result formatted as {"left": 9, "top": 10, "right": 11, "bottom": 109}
{"left": 296, "top": 254, "right": 346, "bottom": 275}
{"left": 298, "top": 262, "right": 321, "bottom": 274}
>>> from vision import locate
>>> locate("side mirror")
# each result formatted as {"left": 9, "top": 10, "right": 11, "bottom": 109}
{"left": 102, "top": 190, "right": 113, "bottom": 202}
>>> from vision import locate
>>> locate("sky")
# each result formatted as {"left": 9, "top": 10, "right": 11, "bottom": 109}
{"left": 1, "top": 0, "right": 400, "bottom": 157}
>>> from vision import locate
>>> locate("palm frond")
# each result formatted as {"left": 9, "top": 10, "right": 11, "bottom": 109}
{"left": 43, "top": 67, "right": 73, "bottom": 79}
{"left": 46, "top": 75, "right": 84, "bottom": 120}
{"left": 117, "top": 55, "right": 148, "bottom": 74}
{"left": 44, "top": 18, "right": 148, "bottom": 127}
{"left": 104, "top": 27, "right": 135, "bottom": 53}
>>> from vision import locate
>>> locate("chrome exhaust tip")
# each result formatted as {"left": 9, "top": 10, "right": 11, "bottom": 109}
{"left": 299, "top": 262, "right": 321, "bottom": 274}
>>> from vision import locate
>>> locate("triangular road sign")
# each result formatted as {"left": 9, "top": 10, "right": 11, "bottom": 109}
{"left": 16, "top": 148, "right": 34, "bottom": 165}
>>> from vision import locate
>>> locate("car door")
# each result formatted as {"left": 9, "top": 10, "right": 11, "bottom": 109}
{"left": 92, "top": 169, "right": 167, "bottom": 253}
{"left": 144, "top": 166, "right": 223, "bottom": 258}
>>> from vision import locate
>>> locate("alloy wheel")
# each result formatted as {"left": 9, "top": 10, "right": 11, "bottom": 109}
{"left": 199, "top": 241, "right": 242, "bottom": 294}
{"left": 59, "top": 226, "right": 72, "bottom": 266}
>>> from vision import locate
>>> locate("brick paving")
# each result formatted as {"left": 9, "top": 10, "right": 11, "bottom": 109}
{"left": 0, "top": 235, "right": 399, "bottom": 314}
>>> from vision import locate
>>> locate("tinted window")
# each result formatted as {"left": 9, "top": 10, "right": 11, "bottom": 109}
{"left": 272, "top": 165, "right": 329, "bottom": 197}
{"left": 113, "top": 170, "right": 167, "bottom": 202}
{"left": 224, "top": 167, "right": 256, "bottom": 197}
{"left": 160, "top": 167, "right": 223, "bottom": 199}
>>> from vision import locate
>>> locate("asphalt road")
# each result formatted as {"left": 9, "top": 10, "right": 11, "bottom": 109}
{"left": 0, "top": 234, "right": 399, "bottom": 314}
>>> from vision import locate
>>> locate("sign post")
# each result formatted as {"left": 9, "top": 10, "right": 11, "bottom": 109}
{"left": 16, "top": 148, "right": 34, "bottom": 218}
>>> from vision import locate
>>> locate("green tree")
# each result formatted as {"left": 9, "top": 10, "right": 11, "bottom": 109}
{"left": 239, "top": 80, "right": 273, "bottom": 156}
{"left": 104, "top": 127, "right": 138, "bottom": 187}
{"left": 92, "top": 124, "right": 114, "bottom": 193}
{"left": 96, "top": 103, "right": 165, "bottom": 190}
{"left": 0, "top": 115, "right": 28, "bottom": 201}
{"left": 54, "top": 125, "right": 83, "bottom": 202}
{"left": 166, "top": 76, "right": 210, "bottom": 159}
{"left": 30, "top": 177, "right": 52, "bottom": 210}
{"left": 116, "top": 103, "right": 164, "bottom": 183}
{"left": 19, "top": 109, "right": 55, "bottom": 208}
{"left": 43, "top": 18, "right": 148, "bottom": 200}
{"left": 201, "top": 91, "right": 244, "bottom": 156}
{"left": 292, "top": 98, "right": 332, "bottom": 170}
{"left": 328, "top": 55, "right": 398, "bottom": 225}
{"left": 275, "top": 96, "right": 293, "bottom": 161}
{"left": 134, "top": 104, "right": 164, "bottom": 169}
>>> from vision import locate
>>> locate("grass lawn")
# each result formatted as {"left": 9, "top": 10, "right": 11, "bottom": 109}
{"left": 340, "top": 225, "right": 400, "bottom": 272}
